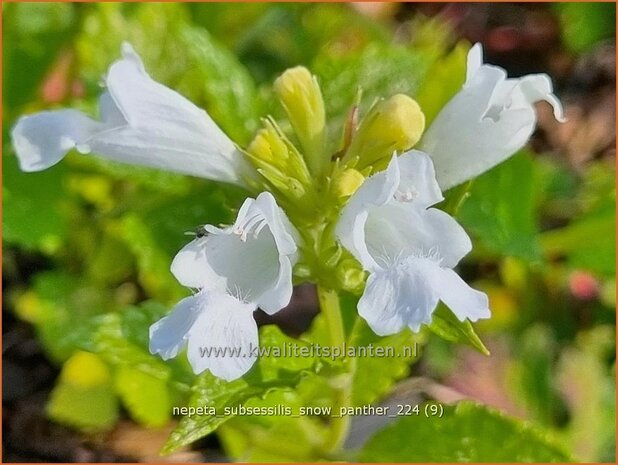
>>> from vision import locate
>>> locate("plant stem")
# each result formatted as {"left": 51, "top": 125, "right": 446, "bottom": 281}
{"left": 317, "top": 285, "right": 354, "bottom": 454}
{"left": 319, "top": 285, "right": 346, "bottom": 348}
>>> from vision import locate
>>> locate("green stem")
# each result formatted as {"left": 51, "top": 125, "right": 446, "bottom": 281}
{"left": 317, "top": 285, "right": 354, "bottom": 454}
{"left": 319, "top": 286, "right": 346, "bottom": 348}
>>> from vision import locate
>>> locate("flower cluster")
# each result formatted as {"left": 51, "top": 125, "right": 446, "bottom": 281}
{"left": 11, "top": 42, "right": 563, "bottom": 381}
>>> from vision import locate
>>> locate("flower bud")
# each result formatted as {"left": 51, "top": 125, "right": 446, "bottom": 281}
{"left": 345, "top": 94, "right": 425, "bottom": 170}
{"left": 246, "top": 119, "right": 312, "bottom": 199}
{"left": 274, "top": 67, "right": 326, "bottom": 176}
{"left": 323, "top": 244, "right": 344, "bottom": 268}
{"left": 336, "top": 258, "right": 366, "bottom": 293}
{"left": 333, "top": 168, "right": 365, "bottom": 198}
{"left": 247, "top": 125, "right": 289, "bottom": 165}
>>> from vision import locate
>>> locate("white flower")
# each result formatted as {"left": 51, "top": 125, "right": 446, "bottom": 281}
{"left": 336, "top": 151, "right": 490, "bottom": 335}
{"left": 10, "top": 43, "right": 254, "bottom": 187}
{"left": 149, "top": 192, "right": 299, "bottom": 380}
{"left": 421, "top": 43, "right": 565, "bottom": 190}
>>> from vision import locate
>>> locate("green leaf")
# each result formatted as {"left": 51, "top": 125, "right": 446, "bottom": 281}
{"left": 69, "top": 154, "right": 195, "bottom": 196}
{"left": 231, "top": 4, "right": 389, "bottom": 84}
{"left": 315, "top": 44, "right": 430, "bottom": 122}
{"left": 47, "top": 351, "right": 118, "bottom": 431}
{"left": 75, "top": 3, "right": 190, "bottom": 85}
{"left": 115, "top": 365, "right": 171, "bottom": 428}
{"left": 2, "top": 154, "right": 69, "bottom": 252}
{"left": 114, "top": 302, "right": 194, "bottom": 389}
{"left": 162, "top": 373, "right": 304, "bottom": 454}
{"left": 188, "top": 3, "right": 270, "bottom": 51}
{"left": 219, "top": 385, "right": 330, "bottom": 462}
{"left": 306, "top": 297, "right": 424, "bottom": 408}
{"left": 458, "top": 151, "right": 543, "bottom": 262}
{"left": 140, "top": 183, "right": 244, "bottom": 258}
{"left": 85, "top": 307, "right": 192, "bottom": 427}
{"left": 177, "top": 27, "right": 261, "bottom": 144}
{"left": 415, "top": 42, "right": 468, "bottom": 125}
{"left": 163, "top": 374, "right": 259, "bottom": 455}
{"left": 91, "top": 312, "right": 172, "bottom": 381}
{"left": 541, "top": 203, "right": 615, "bottom": 277}
{"left": 557, "top": 326, "right": 616, "bottom": 462}
{"left": 119, "top": 301, "right": 169, "bottom": 349}
{"left": 162, "top": 325, "right": 318, "bottom": 454}
{"left": 350, "top": 319, "right": 424, "bottom": 406}
{"left": 539, "top": 159, "right": 615, "bottom": 276}
{"left": 429, "top": 304, "right": 489, "bottom": 355}
{"left": 13, "top": 272, "right": 116, "bottom": 362}
{"left": 115, "top": 214, "right": 185, "bottom": 303}
{"left": 359, "top": 401, "right": 572, "bottom": 462}
{"left": 509, "top": 325, "right": 566, "bottom": 427}
{"left": 440, "top": 180, "right": 473, "bottom": 217}
{"left": 312, "top": 43, "right": 433, "bottom": 157}
{"left": 87, "top": 233, "right": 134, "bottom": 285}
{"left": 257, "top": 325, "right": 319, "bottom": 374}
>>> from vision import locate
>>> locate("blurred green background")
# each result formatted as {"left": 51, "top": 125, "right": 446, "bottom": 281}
{"left": 2, "top": 2, "right": 616, "bottom": 462}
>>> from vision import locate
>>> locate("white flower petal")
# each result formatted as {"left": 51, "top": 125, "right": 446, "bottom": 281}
{"left": 206, "top": 194, "right": 298, "bottom": 312}
{"left": 365, "top": 207, "right": 471, "bottom": 269}
{"left": 257, "top": 255, "right": 294, "bottom": 315}
{"left": 347, "top": 209, "right": 377, "bottom": 271}
{"left": 465, "top": 42, "right": 483, "bottom": 81}
{"left": 206, "top": 228, "right": 280, "bottom": 302}
{"left": 358, "top": 270, "right": 407, "bottom": 336}
{"left": 421, "top": 43, "right": 564, "bottom": 190}
{"left": 510, "top": 74, "right": 565, "bottom": 122}
{"left": 10, "top": 43, "right": 253, "bottom": 187}
{"left": 420, "top": 208, "right": 472, "bottom": 268}
{"left": 361, "top": 202, "right": 418, "bottom": 266}
{"left": 336, "top": 206, "right": 376, "bottom": 271}
{"left": 149, "top": 294, "right": 203, "bottom": 360}
{"left": 336, "top": 155, "right": 401, "bottom": 270}
{"left": 185, "top": 291, "right": 258, "bottom": 381}
{"left": 11, "top": 110, "right": 102, "bottom": 172}
{"left": 170, "top": 238, "right": 227, "bottom": 291}
{"left": 358, "top": 258, "right": 440, "bottom": 335}
{"left": 394, "top": 150, "right": 444, "bottom": 208}
{"left": 253, "top": 192, "right": 299, "bottom": 257}
{"left": 429, "top": 267, "right": 491, "bottom": 322}
{"left": 337, "top": 152, "right": 467, "bottom": 271}
{"left": 196, "top": 234, "right": 267, "bottom": 293}
{"left": 358, "top": 255, "right": 489, "bottom": 336}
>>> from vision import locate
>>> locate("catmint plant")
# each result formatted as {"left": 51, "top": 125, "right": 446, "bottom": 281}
{"left": 11, "top": 40, "right": 564, "bottom": 452}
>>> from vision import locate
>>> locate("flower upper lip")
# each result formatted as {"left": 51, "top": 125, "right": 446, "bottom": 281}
{"left": 171, "top": 191, "right": 299, "bottom": 314}
{"left": 336, "top": 150, "right": 449, "bottom": 273}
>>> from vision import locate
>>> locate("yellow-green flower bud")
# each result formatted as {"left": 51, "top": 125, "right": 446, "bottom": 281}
{"left": 247, "top": 125, "right": 289, "bottom": 165}
{"left": 333, "top": 168, "right": 365, "bottom": 198}
{"left": 323, "top": 244, "right": 344, "bottom": 268}
{"left": 336, "top": 258, "right": 366, "bottom": 293}
{"left": 345, "top": 94, "right": 425, "bottom": 170}
{"left": 274, "top": 67, "right": 326, "bottom": 176}
{"left": 246, "top": 119, "right": 312, "bottom": 200}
